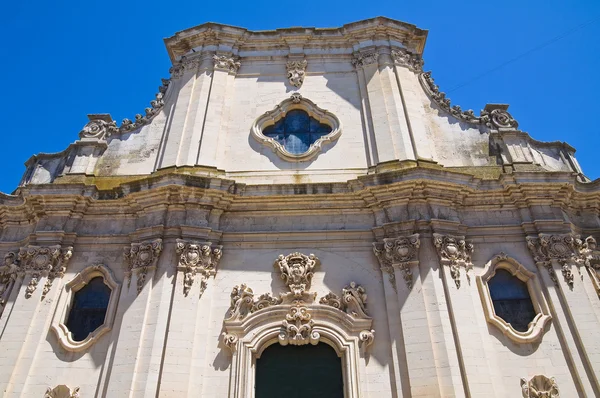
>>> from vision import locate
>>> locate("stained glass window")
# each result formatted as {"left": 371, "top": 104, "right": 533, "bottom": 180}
{"left": 255, "top": 343, "right": 344, "bottom": 398}
{"left": 66, "top": 277, "right": 111, "bottom": 342}
{"left": 488, "top": 269, "right": 536, "bottom": 332}
{"left": 263, "top": 109, "right": 332, "bottom": 155}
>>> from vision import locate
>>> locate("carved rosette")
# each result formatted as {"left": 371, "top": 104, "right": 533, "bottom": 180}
{"left": 175, "top": 239, "right": 222, "bottom": 297}
{"left": 44, "top": 385, "right": 80, "bottom": 398}
{"left": 526, "top": 233, "right": 593, "bottom": 288}
{"left": 17, "top": 245, "right": 73, "bottom": 298}
{"left": 274, "top": 252, "right": 319, "bottom": 300}
{"left": 352, "top": 51, "right": 379, "bottom": 69}
{"left": 123, "top": 239, "right": 163, "bottom": 294}
{"left": 433, "top": 233, "right": 474, "bottom": 288}
{"left": 278, "top": 306, "right": 320, "bottom": 346}
{"left": 286, "top": 59, "right": 307, "bottom": 88}
{"left": 419, "top": 71, "right": 520, "bottom": 130}
{"left": 520, "top": 375, "right": 560, "bottom": 397}
{"left": 391, "top": 49, "right": 424, "bottom": 72}
{"left": 320, "top": 282, "right": 370, "bottom": 319}
{"left": 373, "top": 234, "right": 420, "bottom": 290}
{"left": 213, "top": 54, "right": 241, "bottom": 74}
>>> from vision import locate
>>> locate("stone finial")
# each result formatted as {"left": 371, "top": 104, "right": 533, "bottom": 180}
{"left": 433, "top": 233, "right": 474, "bottom": 288}
{"left": 175, "top": 239, "right": 222, "bottom": 297}
{"left": 123, "top": 239, "right": 163, "bottom": 294}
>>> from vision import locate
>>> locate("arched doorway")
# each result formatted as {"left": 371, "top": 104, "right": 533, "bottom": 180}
{"left": 255, "top": 343, "right": 344, "bottom": 398}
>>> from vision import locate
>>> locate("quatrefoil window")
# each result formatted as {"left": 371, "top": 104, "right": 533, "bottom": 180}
{"left": 251, "top": 94, "right": 342, "bottom": 161}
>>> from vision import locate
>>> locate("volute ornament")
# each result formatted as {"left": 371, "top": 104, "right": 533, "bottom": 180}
{"left": 373, "top": 234, "right": 420, "bottom": 290}
{"left": 44, "top": 385, "right": 80, "bottom": 398}
{"left": 175, "top": 239, "right": 222, "bottom": 297}
{"left": 286, "top": 59, "right": 307, "bottom": 87}
{"left": 433, "top": 233, "right": 474, "bottom": 288}
{"left": 278, "top": 305, "right": 320, "bottom": 346}
{"left": 18, "top": 245, "right": 73, "bottom": 298}
{"left": 320, "top": 282, "right": 370, "bottom": 319}
{"left": 124, "top": 239, "right": 163, "bottom": 294}
{"left": 520, "top": 375, "right": 559, "bottom": 398}
{"left": 79, "top": 114, "right": 118, "bottom": 140}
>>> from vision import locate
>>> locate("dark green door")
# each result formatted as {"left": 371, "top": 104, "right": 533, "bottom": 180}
{"left": 255, "top": 343, "right": 344, "bottom": 398}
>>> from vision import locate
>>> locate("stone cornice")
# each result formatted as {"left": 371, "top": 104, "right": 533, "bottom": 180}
{"left": 164, "top": 17, "right": 428, "bottom": 63}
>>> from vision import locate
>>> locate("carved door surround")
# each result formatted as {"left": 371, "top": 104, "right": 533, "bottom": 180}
{"left": 222, "top": 252, "right": 374, "bottom": 398}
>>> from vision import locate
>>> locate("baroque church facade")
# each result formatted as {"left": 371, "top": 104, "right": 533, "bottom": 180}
{"left": 0, "top": 17, "right": 598, "bottom": 398}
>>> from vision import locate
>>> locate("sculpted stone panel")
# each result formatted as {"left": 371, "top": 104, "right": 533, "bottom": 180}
{"left": 175, "top": 239, "right": 222, "bottom": 297}
{"left": 275, "top": 252, "right": 319, "bottom": 300}
{"left": 123, "top": 239, "right": 163, "bottom": 294}
{"left": 521, "top": 375, "right": 559, "bottom": 397}
{"left": 373, "top": 234, "right": 420, "bottom": 290}
{"left": 286, "top": 59, "right": 307, "bottom": 88}
{"left": 18, "top": 245, "right": 73, "bottom": 298}
{"left": 433, "top": 233, "right": 474, "bottom": 288}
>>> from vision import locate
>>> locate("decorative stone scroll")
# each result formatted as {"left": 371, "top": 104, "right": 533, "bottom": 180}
{"left": 279, "top": 305, "right": 320, "bottom": 346}
{"left": 526, "top": 233, "right": 594, "bottom": 288}
{"left": 373, "top": 234, "right": 420, "bottom": 290}
{"left": 286, "top": 59, "right": 307, "bottom": 87}
{"left": 420, "top": 71, "right": 519, "bottom": 130}
{"left": 17, "top": 245, "right": 73, "bottom": 298}
{"left": 320, "top": 282, "right": 370, "bottom": 319}
{"left": 520, "top": 375, "right": 560, "bottom": 397}
{"left": 433, "top": 233, "right": 474, "bottom": 288}
{"left": 175, "top": 239, "right": 222, "bottom": 297}
{"left": 352, "top": 51, "right": 379, "bottom": 68}
{"left": 213, "top": 54, "right": 241, "bottom": 74}
{"left": 391, "top": 49, "right": 424, "bottom": 72}
{"left": 124, "top": 239, "right": 163, "bottom": 294}
{"left": 44, "top": 385, "right": 80, "bottom": 398}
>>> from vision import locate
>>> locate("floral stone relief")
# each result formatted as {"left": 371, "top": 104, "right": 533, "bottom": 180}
{"left": 17, "top": 245, "right": 73, "bottom": 298}
{"left": 433, "top": 233, "right": 474, "bottom": 288}
{"left": 123, "top": 239, "right": 163, "bottom": 294}
{"left": 175, "top": 239, "right": 222, "bottom": 297}
{"left": 373, "top": 234, "right": 420, "bottom": 290}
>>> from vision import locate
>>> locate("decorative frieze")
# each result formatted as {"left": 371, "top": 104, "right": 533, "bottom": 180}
{"left": 275, "top": 252, "right": 319, "bottom": 300}
{"left": 320, "top": 282, "right": 369, "bottom": 319}
{"left": 420, "top": 71, "right": 519, "bottom": 130}
{"left": 373, "top": 234, "right": 420, "bottom": 290}
{"left": 17, "top": 245, "right": 73, "bottom": 298}
{"left": 175, "top": 239, "right": 222, "bottom": 297}
{"left": 433, "top": 233, "right": 474, "bottom": 288}
{"left": 391, "top": 49, "right": 424, "bottom": 72}
{"left": 213, "top": 54, "right": 241, "bottom": 74}
{"left": 286, "top": 59, "right": 307, "bottom": 87}
{"left": 520, "top": 375, "right": 559, "bottom": 397}
{"left": 44, "top": 385, "right": 80, "bottom": 398}
{"left": 123, "top": 239, "right": 163, "bottom": 294}
{"left": 352, "top": 51, "right": 379, "bottom": 68}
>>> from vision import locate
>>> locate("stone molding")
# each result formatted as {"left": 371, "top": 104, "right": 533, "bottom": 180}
{"left": 175, "top": 239, "right": 222, "bottom": 297}
{"left": 352, "top": 51, "right": 379, "bottom": 69}
{"left": 212, "top": 53, "right": 241, "bottom": 74}
{"left": 433, "top": 233, "right": 474, "bottom": 288}
{"left": 250, "top": 93, "right": 342, "bottom": 161}
{"left": 123, "top": 239, "right": 163, "bottom": 294}
{"left": 420, "top": 71, "right": 519, "bottom": 130}
{"left": 17, "top": 245, "right": 73, "bottom": 298}
{"left": 373, "top": 234, "right": 420, "bottom": 290}
{"left": 477, "top": 253, "right": 551, "bottom": 344}
{"left": 286, "top": 59, "right": 307, "bottom": 87}
{"left": 391, "top": 48, "right": 424, "bottom": 72}
{"left": 51, "top": 264, "right": 120, "bottom": 352}
{"left": 526, "top": 233, "right": 595, "bottom": 288}
{"left": 44, "top": 385, "right": 80, "bottom": 398}
{"left": 520, "top": 375, "right": 560, "bottom": 397}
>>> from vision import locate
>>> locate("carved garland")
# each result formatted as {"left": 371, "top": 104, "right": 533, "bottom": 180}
{"left": 419, "top": 71, "right": 519, "bottom": 130}
{"left": 123, "top": 239, "right": 163, "bottom": 294}
{"left": 175, "top": 239, "right": 222, "bottom": 297}
{"left": 17, "top": 245, "right": 73, "bottom": 298}
{"left": 433, "top": 233, "right": 474, "bottom": 288}
{"left": 373, "top": 234, "right": 420, "bottom": 291}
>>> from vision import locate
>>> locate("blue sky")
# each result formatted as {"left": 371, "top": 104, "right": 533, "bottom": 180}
{"left": 1, "top": 0, "right": 598, "bottom": 193}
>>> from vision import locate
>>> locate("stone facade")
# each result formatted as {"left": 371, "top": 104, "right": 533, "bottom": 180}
{"left": 0, "top": 16, "right": 598, "bottom": 397}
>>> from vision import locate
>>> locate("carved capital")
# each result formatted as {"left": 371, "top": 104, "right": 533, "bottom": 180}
{"left": 169, "top": 55, "right": 202, "bottom": 78}
{"left": 278, "top": 306, "right": 320, "bottom": 346}
{"left": 175, "top": 239, "right": 222, "bottom": 297}
{"left": 433, "top": 233, "right": 474, "bottom": 288}
{"left": 391, "top": 49, "right": 424, "bottom": 72}
{"left": 520, "top": 375, "right": 559, "bottom": 397}
{"left": 79, "top": 114, "right": 118, "bottom": 140}
{"left": 373, "top": 234, "right": 420, "bottom": 290}
{"left": 18, "top": 245, "right": 73, "bottom": 298}
{"left": 123, "top": 239, "right": 163, "bottom": 294}
{"left": 44, "top": 385, "right": 80, "bottom": 398}
{"left": 352, "top": 51, "right": 379, "bottom": 69}
{"left": 274, "top": 252, "right": 319, "bottom": 300}
{"left": 213, "top": 54, "right": 241, "bottom": 74}
{"left": 320, "top": 281, "right": 370, "bottom": 319}
{"left": 286, "top": 59, "right": 307, "bottom": 87}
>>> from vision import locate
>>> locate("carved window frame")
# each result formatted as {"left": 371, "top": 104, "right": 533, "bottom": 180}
{"left": 51, "top": 264, "right": 120, "bottom": 352}
{"left": 224, "top": 305, "right": 370, "bottom": 398}
{"left": 250, "top": 93, "right": 342, "bottom": 161}
{"left": 477, "top": 254, "right": 551, "bottom": 343}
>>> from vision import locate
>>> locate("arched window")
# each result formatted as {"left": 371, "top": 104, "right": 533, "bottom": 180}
{"left": 263, "top": 109, "right": 332, "bottom": 155}
{"left": 255, "top": 343, "right": 343, "bottom": 398}
{"left": 65, "top": 277, "right": 111, "bottom": 341}
{"left": 487, "top": 269, "right": 536, "bottom": 332}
